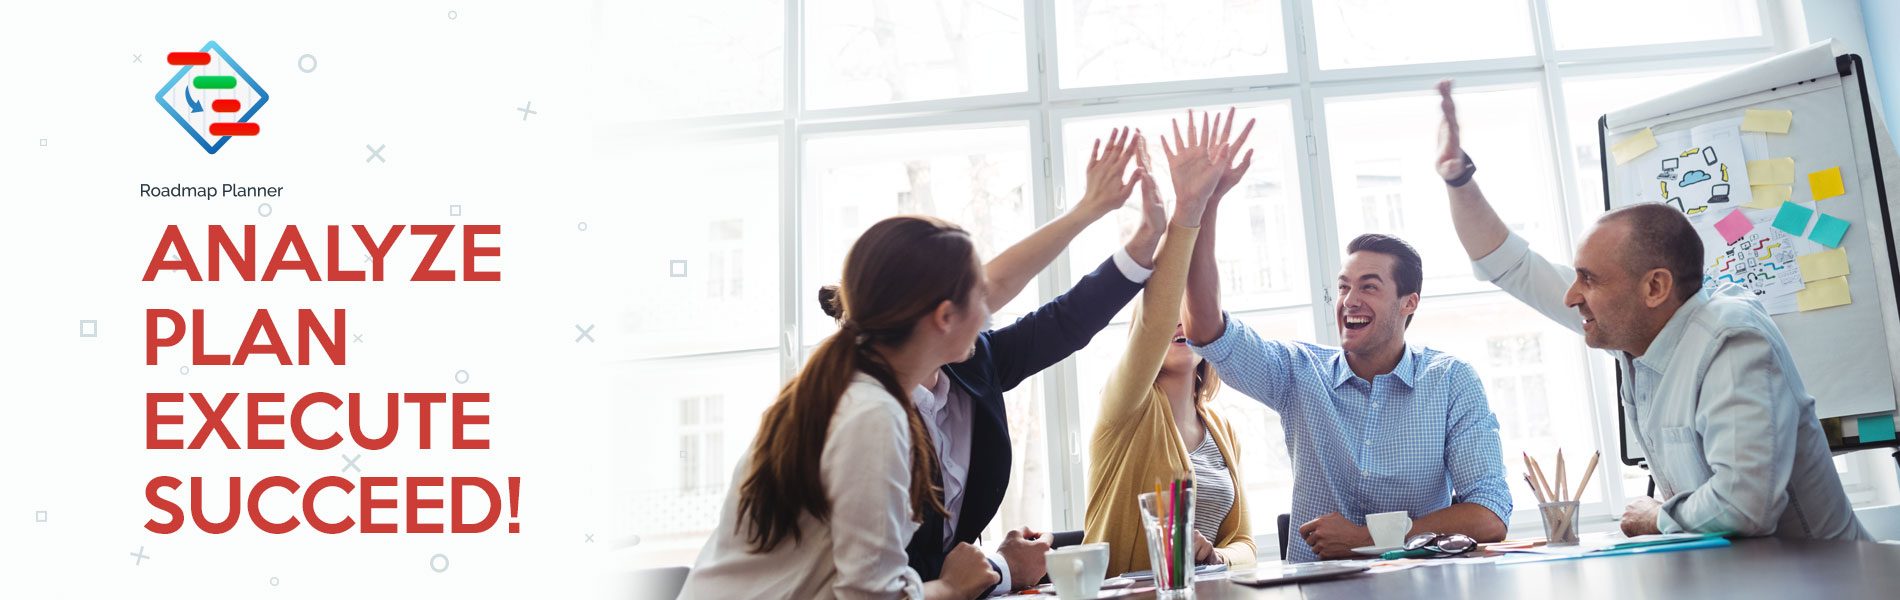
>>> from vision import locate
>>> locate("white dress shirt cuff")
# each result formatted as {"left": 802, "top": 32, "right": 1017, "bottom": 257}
{"left": 984, "top": 549, "right": 1013, "bottom": 597}
{"left": 1471, "top": 232, "right": 1532, "bottom": 282}
{"left": 1112, "top": 246, "right": 1155, "bottom": 284}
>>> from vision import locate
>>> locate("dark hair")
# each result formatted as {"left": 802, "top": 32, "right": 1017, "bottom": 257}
{"left": 1345, "top": 233, "right": 1424, "bottom": 327}
{"left": 1598, "top": 203, "right": 1704, "bottom": 303}
{"left": 736, "top": 215, "right": 977, "bottom": 553}
{"left": 1193, "top": 360, "right": 1222, "bottom": 405}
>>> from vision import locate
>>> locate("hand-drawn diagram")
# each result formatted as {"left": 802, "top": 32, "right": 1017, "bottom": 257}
{"left": 1706, "top": 227, "right": 1806, "bottom": 300}
{"left": 1626, "top": 120, "right": 1754, "bottom": 218}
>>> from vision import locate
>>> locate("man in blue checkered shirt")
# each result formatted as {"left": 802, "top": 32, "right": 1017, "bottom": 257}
{"left": 1181, "top": 172, "right": 1512, "bottom": 562}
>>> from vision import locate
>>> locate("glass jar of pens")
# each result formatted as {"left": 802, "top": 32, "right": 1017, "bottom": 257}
{"left": 1138, "top": 478, "right": 1196, "bottom": 598}
{"left": 1523, "top": 450, "right": 1599, "bottom": 547}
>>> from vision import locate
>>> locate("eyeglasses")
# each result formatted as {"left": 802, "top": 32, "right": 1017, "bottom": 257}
{"left": 1401, "top": 532, "right": 1477, "bottom": 557}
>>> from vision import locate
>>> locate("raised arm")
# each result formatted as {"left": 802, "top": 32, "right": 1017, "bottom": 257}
{"left": 1436, "top": 80, "right": 1509, "bottom": 261}
{"left": 1184, "top": 107, "right": 1254, "bottom": 346}
{"left": 984, "top": 127, "right": 1144, "bottom": 311}
{"left": 1438, "top": 80, "right": 1583, "bottom": 333}
{"left": 1096, "top": 115, "right": 1226, "bottom": 427}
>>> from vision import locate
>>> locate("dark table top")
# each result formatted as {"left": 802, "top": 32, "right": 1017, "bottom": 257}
{"left": 1120, "top": 538, "right": 1899, "bottom": 600}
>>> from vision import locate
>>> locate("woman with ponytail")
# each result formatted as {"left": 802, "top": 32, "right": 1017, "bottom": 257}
{"left": 680, "top": 215, "right": 1001, "bottom": 600}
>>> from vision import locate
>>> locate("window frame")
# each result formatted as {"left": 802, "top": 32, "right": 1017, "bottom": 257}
{"left": 613, "top": 0, "right": 1814, "bottom": 557}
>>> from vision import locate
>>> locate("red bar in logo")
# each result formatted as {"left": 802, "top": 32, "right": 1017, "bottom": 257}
{"left": 212, "top": 99, "right": 242, "bottom": 113}
{"left": 209, "top": 122, "right": 260, "bottom": 136}
{"left": 167, "top": 52, "right": 212, "bottom": 66}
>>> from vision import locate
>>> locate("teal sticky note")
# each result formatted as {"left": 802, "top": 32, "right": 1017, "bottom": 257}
{"left": 1772, "top": 202, "right": 1814, "bottom": 236}
{"left": 1809, "top": 214, "right": 1850, "bottom": 248}
{"left": 1859, "top": 415, "right": 1896, "bottom": 443}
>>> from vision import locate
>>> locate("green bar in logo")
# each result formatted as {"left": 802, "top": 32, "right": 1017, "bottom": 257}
{"left": 193, "top": 75, "right": 238, "bottom": 89}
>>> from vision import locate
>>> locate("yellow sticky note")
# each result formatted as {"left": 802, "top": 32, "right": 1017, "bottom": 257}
{"left": 1797, "top": 275, "right": 1852, "bottom": 311}
{"left": 1747, "top": 185, "right": 1792, "bottom": 209}
{"left": 1809, "top": 167, "right": 1846, "bottom": 200}
{"left": 1741, "top": 109, "right": 1794, "bottom": 134}
{"left": 1798, "top": 249, "right": 1850, "bottom": 282}
{"left": 1610, "top": 128, "right": 1658, "bottom": 165}
{"left": 1748, "top": 158, "right": 1796, "bottom": 185}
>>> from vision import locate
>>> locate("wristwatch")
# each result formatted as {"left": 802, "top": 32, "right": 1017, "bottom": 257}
{"left": 1445, "top": 151, "right": 1477, "bottom": 187}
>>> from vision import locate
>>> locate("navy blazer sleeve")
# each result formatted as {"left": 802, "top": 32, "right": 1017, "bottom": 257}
{"left": 983, "top": 256, "right": 1144, "bottom": 392}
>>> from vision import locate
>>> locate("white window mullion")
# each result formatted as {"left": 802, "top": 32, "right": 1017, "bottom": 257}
{"left": 1289, "top": 0, "right": 1340, "bottom": 345}
{"left": 779, "top": 0, "right": 806, "bottom": 383}
{"left": 1027, "top": 0, "right": 1088, "bottom": 533}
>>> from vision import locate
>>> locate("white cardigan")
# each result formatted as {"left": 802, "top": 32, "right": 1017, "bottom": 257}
{"left": 679, "top": 374, "right": 929, "bottom": 599}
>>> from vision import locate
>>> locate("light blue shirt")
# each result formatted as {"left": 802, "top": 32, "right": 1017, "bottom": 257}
{"left": 1474, "top": 232, "right": 1867, "bottom": 540}
{"left": 1192, "top": 314, "right": 1513, "bottom": 563}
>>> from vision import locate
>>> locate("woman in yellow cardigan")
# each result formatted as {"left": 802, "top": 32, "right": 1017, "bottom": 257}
{"left": 1085, "top": 109, "right": 1257, "bottom": 573}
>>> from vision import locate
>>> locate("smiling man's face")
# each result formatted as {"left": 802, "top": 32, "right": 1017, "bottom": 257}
{"left": 1336, "top": 250, "right": 1417, "bottom": 358}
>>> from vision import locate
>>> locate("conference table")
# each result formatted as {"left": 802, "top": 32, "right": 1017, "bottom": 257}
{"left": 1115, "top": 538, "right": 1897, "bottom": 599}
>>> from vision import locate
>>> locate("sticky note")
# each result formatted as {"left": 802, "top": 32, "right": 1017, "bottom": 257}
{"left": 1610, "top": 128, "right": 1658, "bottom": 165}
{"left": 1772, "top": 201, "right": 1814, "bottom": 236}
{"left": 1741, "top": 109, "right": 1794, "bottom": 134}
{"left": 1809, "top": 213, "right": 1850, "bottom": 248}
{"left": 1747, "top": 158, "right": 1795, "bottom": 185}
{"left": 1747, "top": 185, "right": 1792, "bottom": 208}
{"left": 1809, "top": 167, "right": 1845, "bottom": 200}
{"left": 1713, "top": 209, "right": 1754, "bottom": 245}
{"left": 1798, "top": 248, "right": 1850, "bottom": 282}
{"left": 1859, "top": 415, "right": 1897, "bottom": 443}
{"left": 1797, "top": 275, "right": 1851, "bottom": 311}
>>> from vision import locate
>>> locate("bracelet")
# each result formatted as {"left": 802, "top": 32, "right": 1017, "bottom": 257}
{"left": 1445, "top": 151, "right": 1477, "bottom": 187}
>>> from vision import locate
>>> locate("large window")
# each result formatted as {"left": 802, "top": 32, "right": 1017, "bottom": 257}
{"left": 1053, "top": 0, "right": 1287, "bottom": 89}
{"left": 804, "top": 0, "right": 1029, "bottom": 109}
{"left": 1310, "top": 0, "right": 1534, "bottom": 70}
{"left": 603, "top": 0, "right": 1793, "bottom": 568}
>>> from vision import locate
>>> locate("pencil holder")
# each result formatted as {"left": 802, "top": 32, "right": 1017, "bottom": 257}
{"left": 1139, "top": 489, "right": 1196, "bottom": 598}
{"left": 1539, "top": 500, "right": 1580, "bottom": 546}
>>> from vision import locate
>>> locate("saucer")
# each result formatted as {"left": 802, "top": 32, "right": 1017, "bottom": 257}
{"left": 1100, "top": 576, "right": 1136, "bottom": 589}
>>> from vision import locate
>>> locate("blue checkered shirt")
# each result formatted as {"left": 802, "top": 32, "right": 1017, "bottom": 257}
{"left": 1192, "top": 313, "right": 1512, "bottom": 563}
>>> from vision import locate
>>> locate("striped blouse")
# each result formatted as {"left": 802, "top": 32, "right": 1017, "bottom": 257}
{"left": 1188, "top": 430, "right": 1235, "bottom": 543}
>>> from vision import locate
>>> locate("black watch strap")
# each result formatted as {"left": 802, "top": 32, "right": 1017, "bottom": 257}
{"left": 1446, "top": 151, "right": 1477, "bottom": 187}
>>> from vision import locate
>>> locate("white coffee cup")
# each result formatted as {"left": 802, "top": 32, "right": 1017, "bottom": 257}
{"left": 1045, "top": 543, "right": 1109, "bottom": 599}
{"left": 1366, "top": 511, "right": 1412, "bottom": 548}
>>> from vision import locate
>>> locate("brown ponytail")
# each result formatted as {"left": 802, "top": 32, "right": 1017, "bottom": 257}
{"left": 736, "top": 215, "right": 981, "bottom": 553}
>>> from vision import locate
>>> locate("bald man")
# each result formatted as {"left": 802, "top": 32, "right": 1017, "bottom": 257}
{"left": 1432, "top": 80, "right": 1866, "bottom": 541}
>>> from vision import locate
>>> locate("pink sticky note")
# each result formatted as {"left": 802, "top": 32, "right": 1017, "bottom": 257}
{"left": 1714, "top": 209, "right": 1754, "bottom": 245}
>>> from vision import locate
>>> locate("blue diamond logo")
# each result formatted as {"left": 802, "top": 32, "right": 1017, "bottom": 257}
{"left": 155, "top": 41, "right": 268, "bottom": 154}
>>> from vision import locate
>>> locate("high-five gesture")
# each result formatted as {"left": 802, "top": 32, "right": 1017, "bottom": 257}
{"left": 1435, "top": 79, "right": 1467, "bottom": 181}
{"left": 1210, "top": 106, "right": 1257, "bottom": 206}
{"left": 1180, "top": 107, "right": 1254, "bottom": 346}
{"left": 1077, "top": 126, "right": 1146, "bottom": 218}
{"left": 1161, "top": 109, "right": 1236, "bottom": 227}
{"left": 983, "top": 125, "right": 1144, "bottom": 310}
{"left": 1433, "top": 79, "right": 1510, "bottom": 261}
{"left": 1123, "top": 133, "right": 1168, "bottom": 269}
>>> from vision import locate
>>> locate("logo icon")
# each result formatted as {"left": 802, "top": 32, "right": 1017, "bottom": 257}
{"left": 155, "top": 41, "right": 267, "bottom": 154}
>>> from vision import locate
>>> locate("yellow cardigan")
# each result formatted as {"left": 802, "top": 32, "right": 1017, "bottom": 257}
{"left": 1083, "top": 223, "right": 1256, "bottom": 574}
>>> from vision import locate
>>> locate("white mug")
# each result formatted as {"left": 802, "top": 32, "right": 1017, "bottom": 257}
{"left": 1366, "top": 511, "right": 1412, "bottom": 549}
{"left": 1045, "top": 543, "right": 1109, "bottom": 599}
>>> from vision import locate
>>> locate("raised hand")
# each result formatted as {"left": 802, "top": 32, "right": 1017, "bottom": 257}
{"left": 1435, "top": 79, "right": 1466, "bottom": 181}
{"left": 1162, "top": 109, "right": 1235, "bottom": 227}
{"left": 1124, "top": 133, "right": 1167, "bottom": 268}
{"left": 1076, "top": 126, "right": 1145, "bottom": 219}
{"left": 1210, "top": 106, "right": 1256, "bottom": 205}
